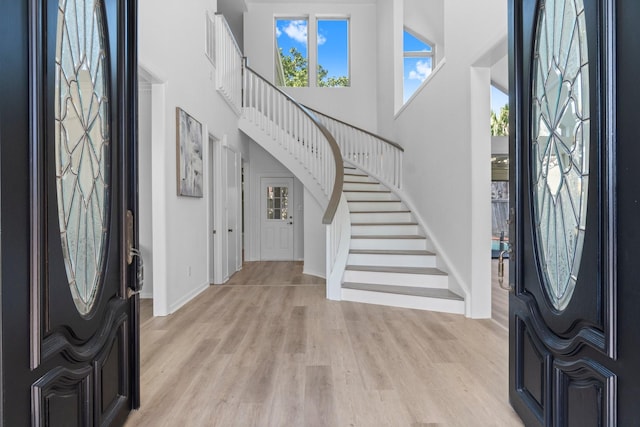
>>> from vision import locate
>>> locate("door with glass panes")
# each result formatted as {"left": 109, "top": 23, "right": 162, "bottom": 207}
{"left": 0, "top": 0, "right": 140, "bottom": 425}
{"left": 509, "top": 0, "right": 640, "bottom": 425}
{"left": 261, "top": 178, "right": 294, "bottom": 260}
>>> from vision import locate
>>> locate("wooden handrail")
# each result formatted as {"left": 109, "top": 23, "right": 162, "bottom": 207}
{"left": 303, "top": 105, "right": 404, "bottom": 152}
{"left": 243, "top": 62, "right": 344, "bottom": 224}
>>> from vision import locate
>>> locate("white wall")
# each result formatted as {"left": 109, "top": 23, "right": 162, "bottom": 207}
{"left": 138, "top": 80, "right": 154, "bottom": 299}
{"left": 303, "top": 188, "right": 326, "bottom": 278}
{"left": 243, "top": 1, "right": 379, "bottom": 131}
{"left": 139, "top": 0, "right": 247, "bottom": 315}
{"left": 404, "top": 0, "right": 444, "bottom": 62}
{"left": 378, "top": 0, "right": 507, "bottom": 317}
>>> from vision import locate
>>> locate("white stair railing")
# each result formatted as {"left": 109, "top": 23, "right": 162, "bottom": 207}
{"left": 241, "top": 64, "right": 349, "bottom": 299}
{"left": 306, "top": 107, "right": 404, "bottom": 191}
{"left": 214, "top": 13, "right": 242, "bottom": 113}
{"left": 243, "top": 66, "right": 342, "bottom": 213}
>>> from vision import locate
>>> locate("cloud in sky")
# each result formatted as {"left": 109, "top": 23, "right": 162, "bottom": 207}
{"left": 408, "top": 60, "right": 432, "bottom": 82}
{"left": 276, "top": 27, "right": 282, "bottom": 37}
{"left": 281, "top": 20, "right": 308, "bottom": 44}
{"left": 317, "top": 33, "right": 326, "bottom": 45}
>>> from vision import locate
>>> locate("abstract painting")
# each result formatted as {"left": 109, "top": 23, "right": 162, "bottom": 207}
{"left": 176, "top": 107, "right": 203, "bottom": 197}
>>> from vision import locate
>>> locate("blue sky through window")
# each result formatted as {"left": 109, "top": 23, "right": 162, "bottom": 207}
{"left": 276, "top": 18, "right": 349, "bottom": 86}
{"left": 276, "top": 18, "right": 309, "bottom": 60}
{"left": 403, "top": 30, "right": 433, "bottom": 102}
{"left": 317, "top": 19, "right": 349, "bottom": 83}
{"left": 491, "top": 85, "right": 509, "bottom": 115}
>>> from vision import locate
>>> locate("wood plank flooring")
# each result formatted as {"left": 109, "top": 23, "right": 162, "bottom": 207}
{"left": 127, "top": 261, "right": 521, "bottom": 426}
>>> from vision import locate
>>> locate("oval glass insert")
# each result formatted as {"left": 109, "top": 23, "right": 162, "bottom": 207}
{"left": 55, "top": 0, "right": 110, "bottom": 316}
{"left": 531, "top": 0, "right": 589, "bottom": 311}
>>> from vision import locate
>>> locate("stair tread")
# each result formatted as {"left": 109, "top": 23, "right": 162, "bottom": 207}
{"left": 344, "top": 172, "right": 369, "bottom": 177}
{"left": 351, "top": 235, "right": 426, "bottom": 239}
{"left": 344, "top": 181, "right": 380, "bottom": 184}
{"left": 351, "top": 222, "right": 418, "bottom": 226}
{"left": 348, "top": 200, "right": 402, "bottom": 203}
{"left": 342, "top": 282, "right": 462, "bottom": 300}
{"left": 345, "top": 265, "right": 446, "bottom": 275}
{"left": 350, "top": 249, "right": 435, "bottom": 256}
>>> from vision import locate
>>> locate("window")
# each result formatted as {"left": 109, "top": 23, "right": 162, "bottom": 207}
{"left": 275, "top": 17, "right": 349, "bottom": 88}
{"left": 275, "top": 18, "right": 309, "bottom": 87}
{"left": 403, "top": 29, "right": 434, "bottom": 102}
{"left": 266, "top": 186, "right": 289, "bottom": 220}
{"left": 317, "top": 19, "right": 349, "bottom": 87}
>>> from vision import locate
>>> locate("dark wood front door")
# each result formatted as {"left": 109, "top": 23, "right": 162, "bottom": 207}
{"left": 0, "top": 0, "right": 140, "bottom": 425}
{"left": 509, "top": 0, "right": 640, "bottom": 425}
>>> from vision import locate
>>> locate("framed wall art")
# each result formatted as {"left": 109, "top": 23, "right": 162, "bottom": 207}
{"left": 176, "top": 107, "right": 203, "bottom": 197}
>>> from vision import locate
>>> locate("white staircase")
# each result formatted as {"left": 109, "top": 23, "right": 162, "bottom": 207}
{"left": 214, "top": 13, "right": 465, "bottom": 316}
{"left": 341, "top": 165, "right": 465, "bottom": 314}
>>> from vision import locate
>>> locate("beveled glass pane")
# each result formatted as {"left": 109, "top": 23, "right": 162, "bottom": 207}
{"left": 531, "top": 0, "right": 589, "bottom": 311}
{"left": 55, "top": 0, "right": 110, "bottom": 316}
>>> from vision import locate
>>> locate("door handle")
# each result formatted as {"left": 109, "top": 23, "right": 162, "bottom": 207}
{"left": 288, "top": 222, "right": 293, "bottom": 225}
{"left": 228, "top": 229, "right": 233, "bottom": 232}
{"left": 498, "top": 242, "right": 513, "bottom": 292}
{"left": 126, "top": 210, "right": 144, "bottom": 297}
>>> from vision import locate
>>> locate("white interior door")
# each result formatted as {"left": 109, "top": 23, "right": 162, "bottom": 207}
{"left": 208, "top": 134, "right": 216, "bottom": 284}
{"left": 225, "top": 147, "right": 238, "bottom": 279}
{"left": 261, "top": 177, "right": 294, "bottom": 260}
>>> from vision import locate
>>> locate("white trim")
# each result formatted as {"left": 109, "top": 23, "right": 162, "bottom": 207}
{"left": 168, "top": 281, "right": 211, "bottom": 314}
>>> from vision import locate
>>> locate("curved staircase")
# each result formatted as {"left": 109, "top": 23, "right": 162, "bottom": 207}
{"left": 340, "top": 165, "right": 464, "bottom": 314}
{"left": 214, "top": 13, "right": 466, "bottom": 316}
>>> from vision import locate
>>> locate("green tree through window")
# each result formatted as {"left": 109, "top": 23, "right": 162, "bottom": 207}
{"left": 279, "top": 47, "right": 348, "bottom": 87}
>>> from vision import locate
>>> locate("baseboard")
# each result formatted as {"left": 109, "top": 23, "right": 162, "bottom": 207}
{"left": 303, "top": 267, "right": 326, "bottom": 279}
{"left": 168, "top": 281, "right": 210, "bottom": 314}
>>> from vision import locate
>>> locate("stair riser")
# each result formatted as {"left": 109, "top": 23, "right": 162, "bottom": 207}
{"left": 342, "top": 270, "right": 449, "bottom": 288}
{"left": 348, "top": 201, "right": 406, "bottom": 211}
{"left": 347, "top": 253, "right": 437, "bottom": 268}
{"left": 349, "top": 212, "right": 413, "bottom": 222}
{"left": 343, "top": 174, "right": 373, "bottom": 183}
{"left": 341, "top": 289, "right": 465, "bottom": 315}
{"left": 343, "top": 182, "right": 384, "bottom": 191}
{"left": 344, "top": 192, "right": 397, "bottom": 201}
{"left": 351, "top": 224, "right": 420, "bottom": 235}
{"left": 350, "top": 238, "right": 427, "bottom": 251}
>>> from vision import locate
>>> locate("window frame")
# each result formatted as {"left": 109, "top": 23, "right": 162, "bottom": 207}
{"left": 315, "top": 16, "right": 351, "bottom": 88}
{"left": 402, "top": 27, "right": 435, "bottom": 102}
{"left": 274, "top": 16, "right": 311, "bottom": 87}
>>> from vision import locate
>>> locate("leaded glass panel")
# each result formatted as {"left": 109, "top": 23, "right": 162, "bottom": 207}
{"left": 531, "top": 0, "right": 589, "bottom": 311}
{"left": 55, "top": 0, "right": 110, "bottom": 315}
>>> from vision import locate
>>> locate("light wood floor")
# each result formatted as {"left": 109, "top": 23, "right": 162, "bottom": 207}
{"left": 126, "top": 261, "right": 521, "bottom": 427}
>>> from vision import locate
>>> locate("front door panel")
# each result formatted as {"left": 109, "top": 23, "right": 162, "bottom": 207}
{"left": 509, "top": 0, "right": 640, "bottom": 425}
{"left": 0, "top": 0, "right": 139, "bottom": 424}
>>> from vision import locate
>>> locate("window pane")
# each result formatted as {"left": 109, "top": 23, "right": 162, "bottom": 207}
{"left": 404, "top": 30, "right": 432, "bottom": 52}
{"left": 317, "top": 19, "right": 349, "bottom": 87}
{"left": 403, "top": 57, "right": 432, "bottom": 102}
{"left": 275, "top": 19, "right": 309, "bottom": 87}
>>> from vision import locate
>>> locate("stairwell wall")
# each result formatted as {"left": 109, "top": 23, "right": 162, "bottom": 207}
{"left": 378, "top": 0, "right": 507, "bottom": 317}
{"left": 139, "top": 0, "right": 249, "bottom": 315}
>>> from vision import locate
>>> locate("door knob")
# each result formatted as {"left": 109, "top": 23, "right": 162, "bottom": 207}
{"left": 228, "top": 229, "right": 233, "bottom": 232}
